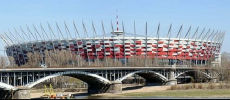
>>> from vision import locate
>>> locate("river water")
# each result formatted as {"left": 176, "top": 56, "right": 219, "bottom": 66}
{"left": 72, "top": 93, "right": 230, "bottom": 99}
{"left": 74, "top": 95, "right": 230, "bottom": 99}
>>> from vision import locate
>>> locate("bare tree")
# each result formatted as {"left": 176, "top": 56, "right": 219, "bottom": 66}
{"left": 7, "top": 56, "right": 17, "bottom": 68}
{"left": 0, "top": 56, "right": 8, "bottom": 68}
{"left": 221, "top": 52, "right": 230, "bottom": 68}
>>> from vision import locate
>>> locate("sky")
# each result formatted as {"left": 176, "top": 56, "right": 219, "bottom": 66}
{"left": 0, "top": 0, "right": 229, "bottom": 56}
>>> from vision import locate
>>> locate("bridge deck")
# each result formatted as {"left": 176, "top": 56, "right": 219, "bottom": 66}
{"left": 0, "top": 67, "right": 213, "bottom": 72}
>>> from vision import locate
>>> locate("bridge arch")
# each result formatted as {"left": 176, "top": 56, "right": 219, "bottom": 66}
{"left": 117, "top": 70, "right": 168, "bottom": 83}
{"left": 0, "top": 82, "right": 16, "bottom": 90}
{"left": 25, "top": 71, "right": 111, "bottom": 93}
{"left": 175, "top": 70, "right": 212, "bottom": 79}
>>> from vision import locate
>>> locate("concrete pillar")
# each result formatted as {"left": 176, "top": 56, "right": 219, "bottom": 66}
{"left": 0, "top": 73, "right": 2, "bottom": 82}
{"left": 106, "top": 81, "right": 122, "bottom": 93}
{"left": 7, "top": 73, "right": 9, "bottom": 85}
{"left": 166, "top": 79, "right": 177, "bottom": 85}
{"left": 20, "top": 72, "right": 23, "bottom": 86}
{"left": 12, "top": 88, "right": 30, "bottom": 99}
{"left": 26, "top": 72, "right": 29, "bottom": 85}
{"left": 13, "top": 73, "right": 16, "bottom": 86}
{"left": 166, "top": 68, "right": 177, "bottom": 85}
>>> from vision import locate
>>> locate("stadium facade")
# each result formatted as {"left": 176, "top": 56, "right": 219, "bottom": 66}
{"left": 0, "top": 20, "right": 225, "bottom": 67}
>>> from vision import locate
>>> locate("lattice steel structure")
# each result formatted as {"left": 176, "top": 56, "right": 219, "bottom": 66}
{"left": 0, "top": 20, "right": 225, "bottom": 67}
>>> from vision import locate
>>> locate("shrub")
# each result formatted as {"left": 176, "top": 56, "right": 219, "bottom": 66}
{"left": 219, "top": 82, "right": 225, "bottom": 89}
{"left": 207, "top": 83, "right": 215, "bottom": 89}
{"left": 197, "top": 83, "right": 203, "bottom": 89}
{"left": 169, "top": 85, "right": 177, "bottom": 90}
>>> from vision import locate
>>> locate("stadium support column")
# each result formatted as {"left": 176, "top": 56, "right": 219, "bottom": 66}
{"left": 166, "top": 64, "right": 177, "bottom": 85}
{"left": 166, "top": 24, "right": 172, "bottom": 65}
{"left": 156, "top": 23, "right": 160, "bottom": 66}
{"left": 192, "top": 27, "right": 199, "bottom": 67}
{"left": 122, "top": 21, "right": 127, "bottom": 66}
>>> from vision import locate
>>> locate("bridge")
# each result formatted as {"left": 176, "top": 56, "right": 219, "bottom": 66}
{"left": 0, "top": 65, "right": 220, "bottom": 99}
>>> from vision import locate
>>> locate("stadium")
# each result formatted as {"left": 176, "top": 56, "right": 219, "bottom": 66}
{"left": 0, "top": 19, "right": 225, "bottom": 67}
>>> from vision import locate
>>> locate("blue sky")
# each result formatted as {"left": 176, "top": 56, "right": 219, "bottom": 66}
{"left": 0, "top": 0, "right": 229, "bottom": 56}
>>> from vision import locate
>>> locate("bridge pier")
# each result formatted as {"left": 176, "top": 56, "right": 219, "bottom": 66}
{"left": 12, "top": 88, "right": 30, "bottom": 99}
{"left": 106, "top": 81, "right": 122, "bottom": 93}
{"left": 210, "top": 78, "right": 218, "bottom": 83}
{"left": 166, "top": 68, "right": 177, "bottom": 85}
{"left": 166, "top": 79, "right": 177, "bottom": 85}
{"left": 88, "top": 82, "right": 122, "bottom": 94}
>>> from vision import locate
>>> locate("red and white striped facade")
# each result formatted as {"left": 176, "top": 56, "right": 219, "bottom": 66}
{"left": 5, "top": 35, "right": 222, "bottom": 66}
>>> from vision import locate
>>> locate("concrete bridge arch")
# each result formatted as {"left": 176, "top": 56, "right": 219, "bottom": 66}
{"left": 25, "top": 71, "right": 111, "bottom": 93}
{"left": 175, "top": 70, "right": 212, "bottom": 79}
{"left": 0, "top": 82, "right": 16, "bottom": 90}
{"left": 175, "top": 70, "right": 215, "bottom": 83}
{"left": 116, "top": 70, "right": 168, "bottom": 84}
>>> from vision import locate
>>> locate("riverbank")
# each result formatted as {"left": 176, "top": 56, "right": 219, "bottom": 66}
{"left": 30, "top": 83, "right": 230, "bottom": 99}
{"left": 93, "top": 83, "right": 230, "bottom": 98}
{"left": 30, "top": 88, "right": 87, "bottom": 98}
{"left": 111, "top": 89, "right": 230, "bottom": 98}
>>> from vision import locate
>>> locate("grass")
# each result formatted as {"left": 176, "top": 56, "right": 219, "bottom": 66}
{"left": 119, "top": 89, "right": 230, "bottom": 98}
